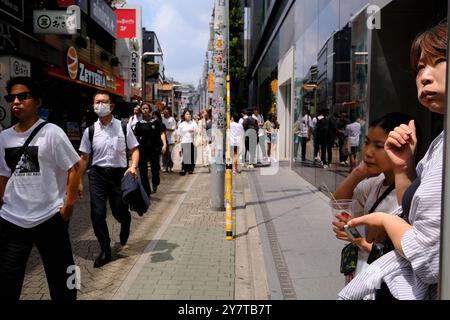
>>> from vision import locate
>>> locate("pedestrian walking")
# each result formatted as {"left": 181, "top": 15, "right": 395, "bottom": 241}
{"left": 177, "top": 110, "right": 198, "bottom": 175}
{"left": 243, "top": 109, "right": 259, "bottom": 168}
{"left": 263, "top": 113, "right": 279, "bottom": 163}
{"left": 162, "top": 107, "right": 176, "bottom": 173}
{"left": 78, "top": 90, "right": 140, "bottom": 268}
{"left": 0, "top": 76, "right": 80, "bottom": 300}
{"left": 127, "top": 104, "right": 142, "bottom": 134}
{"left": 345, "top": 118, "right": 362, "bottom": 171}
{"left": 134, "top": 105, "right": 167, "bottom": 195}
{"left": 253, "top": 107, "right": 267, "bottom": 162}
{"left": 337, "top": 111, "right": 350, "bottom": 165}
{"left": 230, "top": 113, "right": 244, "bottom": 173}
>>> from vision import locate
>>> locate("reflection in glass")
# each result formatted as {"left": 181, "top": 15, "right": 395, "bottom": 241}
{"left": 293, "top": 1, "right": 370, "bottom": 191}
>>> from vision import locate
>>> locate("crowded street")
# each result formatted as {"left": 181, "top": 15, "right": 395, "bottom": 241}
{"left": 1, "top": 0, "right": 450, "bottom": 306}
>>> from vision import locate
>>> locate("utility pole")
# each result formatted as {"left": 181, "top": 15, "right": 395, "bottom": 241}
{"left": 210, "top": 0, "right": 228, "bottom": 211}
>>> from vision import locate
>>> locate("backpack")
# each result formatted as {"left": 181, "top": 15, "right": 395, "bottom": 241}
{"left": 88, "top": 121, "right": 129, "bottom": 167}
{"left": 316, "top": 116, "right": 328, "bottom": 138}
{"left": 243, "top": 117, "right": 258, "bottom": 133}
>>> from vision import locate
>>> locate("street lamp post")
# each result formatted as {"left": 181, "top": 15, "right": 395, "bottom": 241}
{"left": 141, "top": 51, "right": 163, "bottom": 103}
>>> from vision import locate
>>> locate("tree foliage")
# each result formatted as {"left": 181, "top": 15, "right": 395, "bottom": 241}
{"left": 229, "top": 0, "right": 247, "bottom": 113}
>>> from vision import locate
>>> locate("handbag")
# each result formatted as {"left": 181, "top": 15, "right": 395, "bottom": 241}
{"left": 340, "top": 243, "right": 358, "bottom": 275}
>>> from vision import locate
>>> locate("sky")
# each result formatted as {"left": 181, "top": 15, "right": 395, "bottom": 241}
{"left": 127, "top": 0, "right": 213, "bottom": 86}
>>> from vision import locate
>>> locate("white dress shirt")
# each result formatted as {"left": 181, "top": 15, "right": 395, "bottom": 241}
{"left": 80, "top": 118, "right": 139, "bottom": 168}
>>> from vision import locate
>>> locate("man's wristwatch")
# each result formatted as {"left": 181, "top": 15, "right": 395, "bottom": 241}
{"left": 131, "top": 164, "right": 138, "bottom": 169}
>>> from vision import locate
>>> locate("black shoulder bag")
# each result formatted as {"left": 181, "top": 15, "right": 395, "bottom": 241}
{"left": 10, "top": 122, "right": 48, "bottom": 176}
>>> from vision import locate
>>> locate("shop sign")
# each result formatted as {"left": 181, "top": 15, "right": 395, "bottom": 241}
{"left": 208, "top": 73, "right": 214, "bottom": 93}
{"left": 90, "top": 0, "right": 117, "bottom": 38}
{"left": 66, "top": 46, "right": 78, "bottom": 79}
{"left": 56, "top": 0, "right": 87, "bottom": 14}
{"left": 78, "top": 62, "right": 107, "bottom": 88}
{"left": 9, "top": 56, "right": 30, "bottom": 77}
{"left": 0, "top": 56, "right": 30, "bottom": 128}
{"left": 115, "top": 77, "right": 125, "bottom": 96}
{"left": 115, "top": 9, "right": 136, "bottom": 39}
{"left": 33, "top": 10, "right": 80, "bottom": 34}
{"left": 56, "top": 0, "right": 75, "bottom": 6}
{"left": 130, "top": 50, "right": 139, "bottom": 87}
{"left": 0, "top": 0, "right": 24, "bottom": 22}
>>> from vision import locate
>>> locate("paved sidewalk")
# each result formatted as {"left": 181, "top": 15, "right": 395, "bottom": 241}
{"left": 246, "top": 162, "right": 343, "bottom": 300}
{"left": 115, "top": 168, "right": 235, "bottom": 300}
{"left": 20, "top": 169, "right": 191, "bottom": 300}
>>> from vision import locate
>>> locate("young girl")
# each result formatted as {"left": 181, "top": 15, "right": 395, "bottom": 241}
{"left": 332, "top": 113, "right": 417, "bottom": 293}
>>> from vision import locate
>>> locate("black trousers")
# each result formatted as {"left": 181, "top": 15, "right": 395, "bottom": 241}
{"left": 301, "top": 137, "right": 308, "bottom": 160}
{"left": 0, "top": 213, "right": 76, "bottom": 301}
{"left": 88, "top": 166, "right": 131, "bottom": 252}
{"left": 338, "top": 136, "right": 348, "bottom": 162}
{"left": 319, "top": 138, "right": 333, "bottom": 165}
{"left": 181, "top": 143, "right": 196, "bottom": 172}
{"left": 139, "top": 148, "right": 161, "bottom": 196}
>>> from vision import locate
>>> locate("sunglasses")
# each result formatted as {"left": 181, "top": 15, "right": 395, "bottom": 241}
{"left": 4, "top": 92, "right": 33, "bottom": 103}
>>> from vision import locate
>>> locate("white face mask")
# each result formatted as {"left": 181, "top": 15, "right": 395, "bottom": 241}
{"left": 94, "top": 103, "right": 111, "bottom": 117}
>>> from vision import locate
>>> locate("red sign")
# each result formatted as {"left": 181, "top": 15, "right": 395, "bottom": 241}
{"left": 115, "top": 9, "right": 136, "bottom": 39}
{"left": 57, "top": 0, "right": 75, "bottom": 7}
{"left": 116, "top": 78, "right": 125, "bottom": 96}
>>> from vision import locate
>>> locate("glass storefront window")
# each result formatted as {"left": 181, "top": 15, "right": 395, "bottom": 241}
{"left": 293, "top": 0, "right": 372, "bottom": 191}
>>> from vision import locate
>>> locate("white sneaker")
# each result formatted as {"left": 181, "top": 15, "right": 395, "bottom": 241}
{"left": 248, "top": 164, "right": 254, "bottom": 169}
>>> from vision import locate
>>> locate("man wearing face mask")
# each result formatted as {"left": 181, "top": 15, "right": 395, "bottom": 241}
{"left": 78, "top": 91, "right": 140, "bottom": 268}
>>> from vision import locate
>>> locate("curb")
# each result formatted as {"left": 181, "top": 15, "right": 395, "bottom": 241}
{"left": 234, "top": 172, "right": 269, "bottom": 299}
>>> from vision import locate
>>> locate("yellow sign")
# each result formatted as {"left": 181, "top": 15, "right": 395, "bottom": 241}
{"left": 208, "top": 73, "right": 214, "bottom": 93}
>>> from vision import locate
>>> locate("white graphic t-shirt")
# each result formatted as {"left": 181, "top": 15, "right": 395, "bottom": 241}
{"left": 0, "top": 119, "right": 80, "bottom": 228}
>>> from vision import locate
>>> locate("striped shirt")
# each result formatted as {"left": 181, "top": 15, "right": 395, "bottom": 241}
{"left": 338, "top": 131, "right": 443, "bottom": 300}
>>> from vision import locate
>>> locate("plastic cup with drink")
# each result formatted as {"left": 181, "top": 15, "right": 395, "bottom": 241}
{"left": 330, "top": 199, "right": 355, "bottom": 223}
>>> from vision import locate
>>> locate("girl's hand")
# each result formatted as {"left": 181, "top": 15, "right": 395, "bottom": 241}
{"left": 353, "top": 161, "right": 377, "bottom": 178}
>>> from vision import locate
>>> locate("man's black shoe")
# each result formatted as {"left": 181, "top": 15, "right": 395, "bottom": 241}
{"left": 152, "top": 185, "right": 157, "bottom": 193}
{"left": 93, "top": 251, "right": 111, "bottom": 268}
{"left": 120, "top": 222, "right": 130, "bottom": 246}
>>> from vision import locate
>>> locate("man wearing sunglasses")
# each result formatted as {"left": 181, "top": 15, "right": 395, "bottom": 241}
{"left": 0, "top": 76, "right": 81, "bottom": 300}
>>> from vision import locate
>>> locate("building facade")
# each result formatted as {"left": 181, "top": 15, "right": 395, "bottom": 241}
{"left": 1, "top": 0, "right": 126, "bottom": 150}
{"left": 245, "top": 0, "right": 446, "bottom": 191}
{"left": 142, "top": 28, "right": 164, "bottom": 103}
